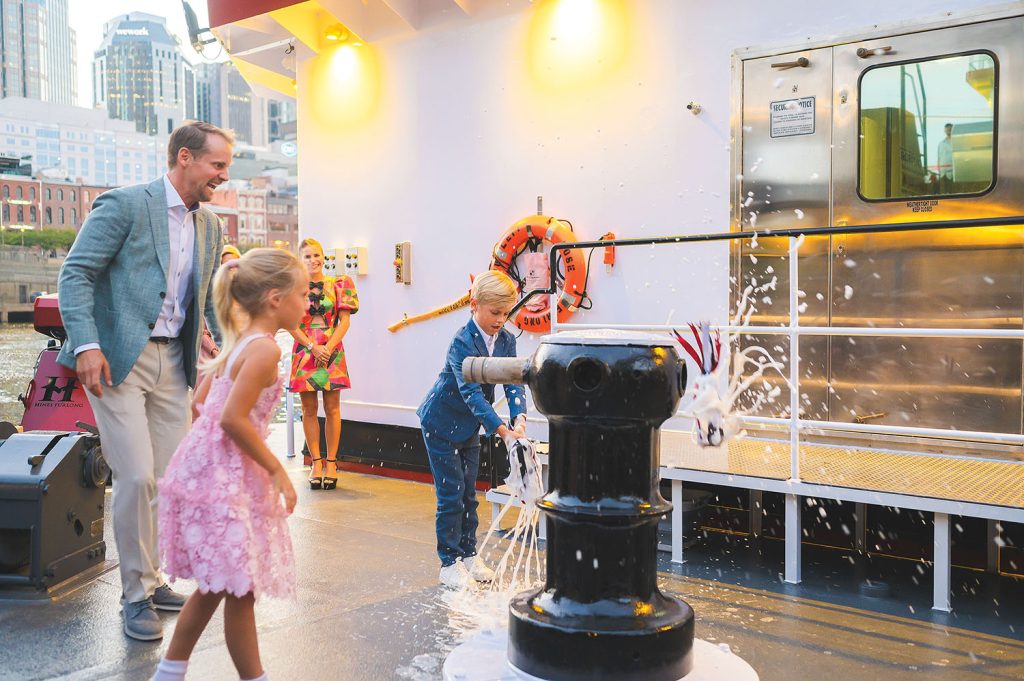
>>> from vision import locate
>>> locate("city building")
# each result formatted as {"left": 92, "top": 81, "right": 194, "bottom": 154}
{"left": 208, "top": 181, "right": 268, "bottom": 247}
{"left": 267, "top": 99, "right": 296, "bottom": 143}
{"left": 192, "top": 62, "right": 223, "bottom": 127}
{"left": 0, "top": 97, "right": 163, "bottom": 187}
{"left": 208, "top": 203, "right": 238, "bottom": 244}
{"left": 224, "top": 63, "right": 268, "bottom": 146}
{"left": 42, "top": 0, "right": 77, "bottom": 106}
{"left": 0, "top": 0, "right": 77, "bottom": 105}
{"left": 0, "top": 174, "right": 112, "bottom": 233}
{"left": 265, "top": 189, "right": 297, "bottom": 252}
{"left": 93, "top": 13, "right": 185, "bottom": 135}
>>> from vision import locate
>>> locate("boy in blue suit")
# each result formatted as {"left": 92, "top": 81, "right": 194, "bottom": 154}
{"left": 417, "top": 271, "right": 527, "bottom": 588}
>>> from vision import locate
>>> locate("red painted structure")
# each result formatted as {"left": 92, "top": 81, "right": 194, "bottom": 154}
{"left": 19, "top": 295, "right": 94, "bottom": 433}
{"left": 207, "top": 0, "right": 302, "bottom": 27}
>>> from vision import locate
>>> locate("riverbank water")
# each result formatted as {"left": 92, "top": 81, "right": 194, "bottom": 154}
{"left": 0, "top": 324, "right": 298, "bottom": 427}
{"left": 0, "top": 323, "right": 48, "bottom": 425}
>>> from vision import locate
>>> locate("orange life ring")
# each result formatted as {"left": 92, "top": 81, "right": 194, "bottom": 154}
{"left": 490, "top": 216, "right": 587, "bottom": 333}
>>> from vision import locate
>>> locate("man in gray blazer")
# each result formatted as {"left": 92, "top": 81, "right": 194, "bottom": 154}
{"left": 58, "top": 121, "right": 232, "bottom": 641}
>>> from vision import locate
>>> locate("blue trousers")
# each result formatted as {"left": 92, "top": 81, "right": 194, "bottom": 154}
{"left": 422, "top": 431, "right": 481, "bottom": 567}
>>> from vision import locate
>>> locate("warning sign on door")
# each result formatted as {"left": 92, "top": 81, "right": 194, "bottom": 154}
{"left": 770, "top": 97, "right": 816, "bottom": 138}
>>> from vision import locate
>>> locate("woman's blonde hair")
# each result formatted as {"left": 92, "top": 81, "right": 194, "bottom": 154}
{"left": 299, "top": 238, "right": 323, "bottom": 254}
{"left": 471, "top": 270, "right": 518, "bottom": 308}
{"left": 203, "top": 247, "right": 304, "bottom": 374}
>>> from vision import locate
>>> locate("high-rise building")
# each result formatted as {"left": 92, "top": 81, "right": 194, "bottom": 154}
{"left": 193, "top": 62, "right": 223, "bottom": 127}
{"left": 42, "top": 0, "right": 76, "bottom": 105}
{"left": 93, "top": 13, "right": 185, "bottom": 136}
{"left": 191, "top": 61, "right": 294, "bottom": 146}
{"left": 224, "top": 63, "right": 267, "bottom": 146}
{"left": 0, "top": 0, "right": 77, "bottom": 105}
{"left": 268, "top": 99, "right": 296, "bottom": 142}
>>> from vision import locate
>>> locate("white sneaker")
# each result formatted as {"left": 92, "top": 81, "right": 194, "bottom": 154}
{"left": 439, "top": 561, "right": 472, "bottom": 589}
{"left": 462, "top": 556, "right": 495, "bottom": 583}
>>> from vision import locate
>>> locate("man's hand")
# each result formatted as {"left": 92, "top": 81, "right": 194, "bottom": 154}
{"left": 75, "top": 349, "right": 112, "bottom": 397}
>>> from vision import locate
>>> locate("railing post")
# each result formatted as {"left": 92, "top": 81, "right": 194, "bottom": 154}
{"left": 788, "top": 235, "right": 800, "bottom": 482}
{"left": 784, "top": 235, "right": 803, "bottom": 585}
{"left": 550, "top": 290, "right": 558, "bottom": 335}
{"left": 285, "top": 390, "right": 296, "bottom": 458}
{"left": 933, "top": 512, "right": 952, "bottom": 612}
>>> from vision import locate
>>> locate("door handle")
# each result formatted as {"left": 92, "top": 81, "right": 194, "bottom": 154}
{"left": 771, "top": 57, "right": 809, "bottom": 70}
{"left": 856, "top": 46, "right": 893, "bottom": 58}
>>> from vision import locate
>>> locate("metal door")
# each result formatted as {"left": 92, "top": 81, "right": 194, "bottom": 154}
{"left": 829, "top": 18, "right": 1024, "bottom": 441}
{"left": 734, "top": 48, "right": 832, "bottom": 420}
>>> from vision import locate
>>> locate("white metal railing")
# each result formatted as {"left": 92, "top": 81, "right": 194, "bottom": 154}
{"left": 550, "top": 235, "right": 1024, "bottom": 482}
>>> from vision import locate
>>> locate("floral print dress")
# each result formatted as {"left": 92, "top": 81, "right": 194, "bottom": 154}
{"left": 289, "top": 274, "right": 359, "bottom": 392}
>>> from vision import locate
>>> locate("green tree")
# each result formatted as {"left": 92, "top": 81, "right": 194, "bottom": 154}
{"left": 16, "top": 228, "right": 77, "bottom": 250}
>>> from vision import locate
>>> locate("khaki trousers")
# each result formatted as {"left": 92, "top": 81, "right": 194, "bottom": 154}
{"left": 85, "top": 339, "right": 190, "bottom": 603}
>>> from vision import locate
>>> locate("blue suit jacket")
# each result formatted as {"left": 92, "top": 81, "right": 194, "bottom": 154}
{"left": 57, "top": 177, "right": 222, "bottom": 388}
{"left": 417, "top": 318, "right": 527, "bottom": 443}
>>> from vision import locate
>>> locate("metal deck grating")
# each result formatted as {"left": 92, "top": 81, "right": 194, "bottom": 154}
{"left": 658, "top": 430, "right": 1024, "bottom": 508}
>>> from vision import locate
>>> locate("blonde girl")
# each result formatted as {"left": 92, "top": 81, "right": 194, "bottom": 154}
{"left": 154, "top": 248, "right": 305, "bottom": 681}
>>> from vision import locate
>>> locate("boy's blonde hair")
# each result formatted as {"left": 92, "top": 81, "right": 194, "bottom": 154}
{"left": 471, "top": 270, "right": 518, "bottom": 308}
{"left": 202, "top": 247, "right": 304, "bottom": 374}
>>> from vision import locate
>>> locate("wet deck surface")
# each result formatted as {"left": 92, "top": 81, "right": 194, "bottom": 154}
{"left": 1, "top": 425, "right": 1022, "bottom": 681}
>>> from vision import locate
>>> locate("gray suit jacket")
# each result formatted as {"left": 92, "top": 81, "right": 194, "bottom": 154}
{"left": 57, "top": 177, "right": 222, "bottom": 388}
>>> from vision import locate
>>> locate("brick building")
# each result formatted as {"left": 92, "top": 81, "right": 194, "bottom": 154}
{"left": 0, "top": 175, "right": 113, "bottom": 233}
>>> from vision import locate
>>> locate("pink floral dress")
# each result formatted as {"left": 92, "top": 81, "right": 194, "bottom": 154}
{"left": 158, "top": 333, "right": 295, "bottom": 599}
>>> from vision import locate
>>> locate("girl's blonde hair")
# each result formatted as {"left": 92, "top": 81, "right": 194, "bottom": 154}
{"left": 471, "top": 270, "right": 518, "bottom": 308}
{"left": 299, "top": 238, "right": 323, "bottom": 253}
{"left": 203, "top": 247, "right": 304, "bottom": 374}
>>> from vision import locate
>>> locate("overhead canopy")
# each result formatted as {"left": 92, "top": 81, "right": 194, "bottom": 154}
{"left": 205, "top": 0, "right": 500, "bottom": 97}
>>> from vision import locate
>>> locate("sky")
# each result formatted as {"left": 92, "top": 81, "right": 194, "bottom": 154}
{"left": 68, "top": 0, "right": 222, "bottom": 109}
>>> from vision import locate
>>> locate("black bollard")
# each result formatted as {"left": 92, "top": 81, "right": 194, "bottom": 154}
{"left": 464, "top": 331, "right": 694, "bottom": 681}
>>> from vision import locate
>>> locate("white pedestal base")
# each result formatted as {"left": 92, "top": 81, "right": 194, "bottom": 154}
{"left": 442, "top": 628, "right": 759, "bottom": 681}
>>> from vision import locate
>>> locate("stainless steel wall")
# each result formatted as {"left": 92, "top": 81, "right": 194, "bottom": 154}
{"left": 731, "top": 13, "right": 1024, "bottom": 452}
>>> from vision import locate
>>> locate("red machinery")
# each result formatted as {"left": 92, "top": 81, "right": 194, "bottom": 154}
{"left": 18, "top": 294, "right": 96, "bottom": 433}
{"left": 0, "top": 294, "right": 108, "bottom": 591}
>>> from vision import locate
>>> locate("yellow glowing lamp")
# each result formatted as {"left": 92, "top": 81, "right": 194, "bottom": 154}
{"left": 324, "top": 24, "right": 348, "bottom": 42}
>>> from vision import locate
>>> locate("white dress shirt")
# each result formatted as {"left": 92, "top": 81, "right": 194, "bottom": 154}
{"left": 152, "top": 175, "right": 199, "bottom": 338}
{"left": 473, "top": 318, "right": 496, "bottom": 356}
{"left": 74, "top": 176, "right": 200, "bottom": 355}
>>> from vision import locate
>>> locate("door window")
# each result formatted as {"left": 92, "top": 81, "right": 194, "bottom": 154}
{"left": 858, "top": 52, "right": 996, "bottom": 200}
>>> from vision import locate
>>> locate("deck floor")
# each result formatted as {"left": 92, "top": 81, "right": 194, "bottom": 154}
{"left": 0, "top": 424, "right": 1022, "bottom": 680}
{"left": 658, "top": 431, "right": 1024, "bottom": 508}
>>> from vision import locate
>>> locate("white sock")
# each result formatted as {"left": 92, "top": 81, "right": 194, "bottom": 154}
{"left": 151, "top": 658, "right": 188, "bottom": 681}
{"left": 241, "top": 673, "right": 267, "bottom": 681}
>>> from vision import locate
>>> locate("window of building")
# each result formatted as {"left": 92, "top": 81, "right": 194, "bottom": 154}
{"left": 58, "top": 207, "right": 64, "bottom": 224}
{"left": 15, "top": 186, "right": 21, "bottom": 199}
{"left": 2, "top": 185, "right": 8, "bottom": 198}
{"left": 859, "top": 52, "right": 996, "bottom": 200}
{"left": 57, "top": 189, "right": 63, "bottom": 201}
{"left": 70, "top": 190, "right": 76, "bottom": 202}
{"left": 45, "top": 207, "right": 51, "bottom": 224}
{"left": 18, "top": 285, "right": 27, "bottom": 304}
{"left": 2, "top": 205, "right": 8, "bottom": 222}
{"left": 71, "top": 208, "right": 77, "bottom": 224}
{"left": 84, "top": 190, "right": 90, "bottom": 203}
{"left": 16, "top": 206, "right": 23, "bottom": 222}
{"left": 29, "top": 187, "right": 35, "bottom": 200}
{"left": 45, "top": 188, "right": 50, "bottom": 200}
{"left": 29, "top": 206, "right": 36, "bottom": 222}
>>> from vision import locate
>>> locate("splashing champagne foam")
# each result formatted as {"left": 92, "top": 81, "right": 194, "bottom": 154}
{"left": 681, "top": 275, "right": 791, "bottom": 447}
{"left": 441, "top": 438, "right": 546, "bottom": 636}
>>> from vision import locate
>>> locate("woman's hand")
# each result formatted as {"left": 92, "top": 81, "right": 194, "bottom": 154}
{"left": 312, "top": 344, "right": 331, "bottom": 366}
{"left": 272, "top": 468, "right": 297, "bottom": 514}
